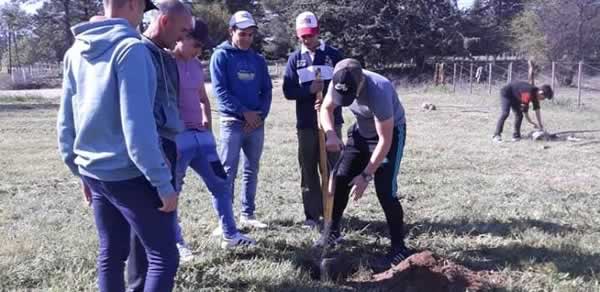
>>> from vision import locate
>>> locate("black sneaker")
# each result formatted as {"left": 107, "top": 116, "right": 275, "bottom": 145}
{"left": 388, "top": 245, "right": 414, "bottom": 266}
{"left": 313, "top": 228, "right": 343, "bottom": 249}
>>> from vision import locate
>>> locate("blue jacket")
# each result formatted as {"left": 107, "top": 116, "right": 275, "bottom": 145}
{"left": 283, "top": 43, "right": 344, "bottom": 129}
{"left": 142, "top": 36, "right": 183, "bottom": 141}
{"left": 210, "top": 41, "right": 273, "bottom": 121}
{"left": 57, "top": 19, "right": 175, "bottom": 198}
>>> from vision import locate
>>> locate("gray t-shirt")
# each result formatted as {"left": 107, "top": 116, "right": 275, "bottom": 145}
{"left": 329, "top": 70, "right": 405, "bottom": 138}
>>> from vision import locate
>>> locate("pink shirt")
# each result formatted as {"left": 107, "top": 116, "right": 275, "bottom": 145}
{"left": 176, "top": 57, "right": 204, "bottom": 128}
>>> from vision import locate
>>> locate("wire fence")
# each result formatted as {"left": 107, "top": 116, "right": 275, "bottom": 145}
{"left": 429, "top": 60, "right": 600, "bottom": 108}
{"left": 1, "top": 63, "right": 62, "bottom": 90}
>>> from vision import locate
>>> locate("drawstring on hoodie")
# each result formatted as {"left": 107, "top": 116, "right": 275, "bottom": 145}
{"left": 159, "top": 51, "right": 170, "bottom": 107}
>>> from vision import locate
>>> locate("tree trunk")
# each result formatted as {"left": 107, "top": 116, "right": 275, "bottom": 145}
{"left": 7, "top": 31, "right": 12, "bottom": 74}
{"left": 63, "top": 0, "right": 74, "bottom": 53}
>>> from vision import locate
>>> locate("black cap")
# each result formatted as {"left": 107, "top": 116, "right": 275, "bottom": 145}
{"left": 190, "top": 18, "right": 215, "bottom": 49}
{"left": 331, "top": 58, "right": 364, "bottom": 106}
{"left": 145, "top": 0, "right": 158, "bottom": 12}
{"left": 540, "top": 84, "right": 554, "bottom": 100}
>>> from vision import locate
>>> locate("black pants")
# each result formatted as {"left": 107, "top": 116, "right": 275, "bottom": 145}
{"left": 330, "top": 123, "right": 407, "bottom": 248}
{"left": 297, "top": 127, "right": 342, "bottom": 221}
{"left": 127, "top": 138, "right": 178, "bottom": 292}
{"left": 494, "top": 87, "right": 523, "bottom": 138}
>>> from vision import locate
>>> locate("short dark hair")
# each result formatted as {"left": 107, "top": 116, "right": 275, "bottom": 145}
{"left": 156, "top": 0, "right": 190, "bottom": 17}
{"left": 540, "top": 84, "right": 554, "bottom": 100}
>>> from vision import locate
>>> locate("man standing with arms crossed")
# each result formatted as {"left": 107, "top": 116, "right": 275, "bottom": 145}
{"left": 283, "top": 11, "right": 343, "bottom": 228}
{"left": 57, "top": 0, "right": 180, "bottom": 291}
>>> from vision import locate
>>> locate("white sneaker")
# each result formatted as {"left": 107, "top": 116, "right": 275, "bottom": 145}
{"left": 211, "top": 226, "right": 223, "bottom": 237}
{"left": 492, "top": 135, "right": 502, "bottom": 143}
{"left": 176, "top": 243, "right": 194, "bottom": 263}
{"left": 240, "top": 215, "right": 268, "bottom": 229}
{"left": 302, "top": 219, "right": 319, "bottom": 229}
{"left": 221, "top": 233, "right": 257, "bottom": 249}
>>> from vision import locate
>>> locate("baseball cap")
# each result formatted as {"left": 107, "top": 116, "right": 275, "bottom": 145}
{"left": 145, "top": 0, "right": 158, "bottom": 12}
{"left": 296, "top": 11, "right": 319, "bottom": 37}
{"left": 190, "top": 18, "right": 214, "bottom": 49}
{"left": 229, "top": 11, "right": 257, "bottom": 29}
{"left": 331, "top": 59, "right": 364, "bottom": 106}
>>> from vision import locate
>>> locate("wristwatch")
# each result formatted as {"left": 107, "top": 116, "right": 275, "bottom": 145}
{"left": 361, "top": 171, "right": 373, "bottom": 182}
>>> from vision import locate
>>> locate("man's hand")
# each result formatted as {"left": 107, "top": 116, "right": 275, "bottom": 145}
{"left": 82, "top": 181, "right": 92, "bottom": 206}
{"left": 309, "top": 80, "right": 324, "bottom": 94}
{"left": 314, "top": 98, "right": 323, "bottom": 111}
{"left": 349, "top": 175, "right": 369, "bottom": 202}
{"left": 158, "top": 194, "right": 178, "bottom": 213}
{"left": 243, "top": 111, "right": 262, "bottom": 128}
{"left": 244, "top": 118, "right": 263, "bottom": 134}
{"left": 325, "top": 131, "right": 343, "bottom": 152}
{"left": 201, "top": 119, "right": 211, "bottom": 132}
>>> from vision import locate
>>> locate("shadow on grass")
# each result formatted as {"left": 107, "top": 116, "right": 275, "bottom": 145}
{"left": 342, "top": 216, "right": 580, "bottom": 241}
{"left": 178, "top": 228, "right": 386, "bottom": 291}
{"left": 0, "top": 103, "right": 59, "bottom": 112}
{"left": 461, "top": 244, "right": 600, "bottom": 279}
{"left": 408, "top": 218, "right": 580, "bottom": 238}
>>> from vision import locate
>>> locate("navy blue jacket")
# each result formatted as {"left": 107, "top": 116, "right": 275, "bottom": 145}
{"left": 283, "top": 43, "right": 343, "bottom": 129}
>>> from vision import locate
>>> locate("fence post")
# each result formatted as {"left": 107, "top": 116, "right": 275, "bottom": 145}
{"left": 440, "top": 63, "right": 446, "bottom": 84}
{"left": 551, "top": 61, "right": 556, "bottom": 91}
{"left": 469, "top": 62, "right": 474, "bottom": 94}
{"left": 488, "top": 62, "right": 493, "bottom": 95}
{"left": 459, "top": 62, "right": 463, "bottom": 85}
{"left": 433, "top": 63, "right": 438, "bottom": 85}
{"left": 453, "top": 62, "right": 457, "bottom": 93}
{"left": 577, "top": 61, "right": 583, "bottom": 107}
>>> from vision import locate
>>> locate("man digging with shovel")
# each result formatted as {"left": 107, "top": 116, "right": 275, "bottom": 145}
{"left": 314, "top": 59, "right": 412, "bottom": 269}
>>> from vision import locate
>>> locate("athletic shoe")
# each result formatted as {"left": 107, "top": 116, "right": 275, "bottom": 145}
{"left": 313, "top": 226, "right": 343, "bottom": 249}
{"left": 492, "top": 135, "right": 502, "bottom": 143}
{"left": 302, "top": 219, "right": 319, "bottom": 229}
{"left": 211, "top": 226, "right": 223, "bottom": 237}
{"left": 176, "top": 243, "right": 194, "bottom": 263}
{"left": 221, "top": 233, "right": 256, "bottom": 249}
{"left": 389, "top": 245, "right": 414, "bottom": 266}
{"left": 371, "top": 245, "right": 414, "bottom": 269}
{"left": 240, "top": 215, "right": 268, "bottom": 229}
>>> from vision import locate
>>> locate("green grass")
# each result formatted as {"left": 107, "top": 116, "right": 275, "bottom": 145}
{"left": 1, "top": 81, "right": 599, "bottom": 291}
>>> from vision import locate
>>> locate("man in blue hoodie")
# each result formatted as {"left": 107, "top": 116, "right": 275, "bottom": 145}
{"left": 210, "top": 10, "right": 273, "bottom": 229}
{"left": 126, "top": 1, "right": 192, "bottom": 291}
{"left": 57, "top": 0, "right": 179, "bottom": 291}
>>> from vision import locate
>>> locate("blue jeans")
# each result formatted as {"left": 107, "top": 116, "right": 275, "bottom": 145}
{"left": 175, "top": 129, "right": 238, "bottom": 238}
{"left": 82, "top": 175, "right": 179, "bottom": 292}
{"left": 219, "top": 120, "right": 265, "bottom": 217}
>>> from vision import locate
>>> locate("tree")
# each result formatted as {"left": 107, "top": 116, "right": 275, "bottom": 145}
{"left": 14, "top": 0, "right": 101, "bottom": 62}
{"left": 511, "top": 0, "right": 600, "bottom": 85}
{"left": 1, "top": 3, "right": 30, "bottom": 71}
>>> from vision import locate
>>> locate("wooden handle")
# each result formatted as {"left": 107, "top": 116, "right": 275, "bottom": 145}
{"left": 315, "top": 68, "right": 334, "bottom": 222}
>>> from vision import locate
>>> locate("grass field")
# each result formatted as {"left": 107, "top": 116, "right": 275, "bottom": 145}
{"left": 1, "top": 81, "right": 599, "bottom": 291}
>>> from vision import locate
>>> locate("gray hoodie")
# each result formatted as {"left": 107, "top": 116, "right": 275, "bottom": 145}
{"left": 57, "top": 19, "right": 175, "bottom": 198}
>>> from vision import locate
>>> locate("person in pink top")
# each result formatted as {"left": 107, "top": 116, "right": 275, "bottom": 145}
{"left": 172, "top": 19, "right": 256, "bottom": 256}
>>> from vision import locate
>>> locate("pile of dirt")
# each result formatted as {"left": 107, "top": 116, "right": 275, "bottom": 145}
{"left": 353, "top": 251, "right": 503, "bottom": 291}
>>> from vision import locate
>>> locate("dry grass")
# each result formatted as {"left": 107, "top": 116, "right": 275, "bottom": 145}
{"left": 0, "top": 80, "right": 599, "bottom": 291}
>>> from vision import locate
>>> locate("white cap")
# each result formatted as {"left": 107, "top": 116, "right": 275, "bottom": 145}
{"left": 229, "top": 10, "right": 257, "bottom": 29}
{"left": 295, "top": 11, "right": 319, "bottom": 36}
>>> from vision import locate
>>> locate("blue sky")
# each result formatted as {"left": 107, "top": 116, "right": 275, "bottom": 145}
{"left": 458, "top": 0, "right": 475, "bottom": 9}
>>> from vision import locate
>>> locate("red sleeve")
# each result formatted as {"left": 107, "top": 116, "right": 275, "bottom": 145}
{"left": 520, "top": 92, "right": 531, "bottom": 104}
